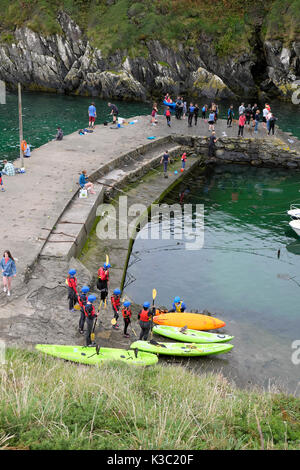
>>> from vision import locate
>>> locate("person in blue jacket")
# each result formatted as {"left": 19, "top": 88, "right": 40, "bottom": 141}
{"left": 169, "top": 296, "right": 186, "bottom": 313}
{"left": 1, "top": 250, "right": 16, "bottom": 297}
{"left": 79, "top": 170, "right": 96, "bottom": 194}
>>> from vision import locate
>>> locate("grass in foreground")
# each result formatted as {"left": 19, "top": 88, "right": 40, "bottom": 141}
{"left": 0, "top": 348, "right": 300, "bottom": 450}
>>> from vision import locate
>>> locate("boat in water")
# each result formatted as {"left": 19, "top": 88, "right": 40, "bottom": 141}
{"left": 287, "top": 204, "right": 300, "bottom": 220}
{"left": 287, "top": 204, "right": 300, "bottom": 236}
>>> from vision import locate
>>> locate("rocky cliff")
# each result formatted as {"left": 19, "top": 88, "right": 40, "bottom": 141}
{"left": 0, "top": 5, "right": 299, "bottom": 102}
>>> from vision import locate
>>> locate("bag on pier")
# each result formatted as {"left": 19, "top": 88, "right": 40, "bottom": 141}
{"left": 79, "top": 188, "right": 88, "bottom": 198}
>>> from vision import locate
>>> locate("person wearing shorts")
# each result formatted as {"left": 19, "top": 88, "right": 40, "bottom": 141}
{"left": 88, "top": 102, "right": 97, "bottom": 128}
{"left": 1, "top": 250, "right": 16, "bottom": 296}
{"left": 208, "top": 111, "right": 215, "bottom": 131}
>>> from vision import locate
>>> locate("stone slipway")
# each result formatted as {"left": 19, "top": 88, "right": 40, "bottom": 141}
{"left": 0, "top": 113, "right": 300, "bottom": 344}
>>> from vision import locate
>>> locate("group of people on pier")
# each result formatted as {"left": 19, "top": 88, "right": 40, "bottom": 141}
{"left": 66, "top": 263, "right": 186, "bottom": 347}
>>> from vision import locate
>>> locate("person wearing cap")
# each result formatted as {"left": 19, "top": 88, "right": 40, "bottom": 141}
{"left": 66, "top": 269, "right": 78, "bottom": 312}
{"left": 170, "top": 297, "right": 186, "bottom": 313}
{"left": 122, "top": 301, "right": 132, "bottom": 338}
{"left": 138, "top": 302, "right": 152, "bottom": 340}
{"left": 83, "top": 295, "right": 98, "bottom": 346}
{"left": 97, "top": 263, "right": 111, "bottom": 304}
{"left": 111, "top": 288, "right": 121, "bottom": 329}
{"left": 78, "top": 286, "right": 90, "bottom": 334}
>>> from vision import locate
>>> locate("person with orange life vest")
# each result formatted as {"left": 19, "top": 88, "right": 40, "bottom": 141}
{"left": 66, "top": 269, "right": 78, "bottom": 312}
{"left": 78, "top": 286, "right": 90, "bottom": 334}
{"left": 83, "top": 295, "right": 98, "bottom": 346}
{"left": 97, "top": 263, "right": 111, "bottom": 302}
{"left": 111, "top": 288, "right": 121, "bottom": 329}
{"left": 122, "top": 300, "right": 132, "bottom": 338}
{"left": 138, "top": 302, "right": 153, "bottom": 340}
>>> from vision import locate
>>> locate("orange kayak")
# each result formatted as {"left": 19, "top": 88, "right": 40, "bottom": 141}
{"left": 153, "top": 312, "right": 225, "bottom": 330}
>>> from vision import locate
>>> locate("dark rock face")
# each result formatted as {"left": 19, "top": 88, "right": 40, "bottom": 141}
{"left": 0, "top": 12, "right": 299, "bottom": 101}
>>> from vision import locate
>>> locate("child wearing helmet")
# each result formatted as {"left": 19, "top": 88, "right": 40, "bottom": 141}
{"left": 66, "top": 269, "right": 78, "bottom": 312}
{"left": 138, "top": 302, "right": 152, "bottom": 340}
{"left": 83, "top": 294, "right": 98, "bottom": 346}
{"left": 111, "top": 288, "right": 121, "bottom": 329}
{"left": 170, "top": 296, "right": 186, "bottom": 313}
{"left": 78, "top": 286, "right": 90, "bottom": 334}
{"left": 97, "top": 263, "right": 111, "bottom": 304}
{"left": 122, "top": 300, "right": 132, "bottom": 338}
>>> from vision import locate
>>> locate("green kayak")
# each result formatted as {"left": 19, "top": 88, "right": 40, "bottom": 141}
{"left": 130, "top": 340, "right": 233, "bottom": 356}
{"left": 153, "top": 325, "right": 234, "bottom": 343}
{"left": 35, "top": 344, "right": 158, "bottom": 366}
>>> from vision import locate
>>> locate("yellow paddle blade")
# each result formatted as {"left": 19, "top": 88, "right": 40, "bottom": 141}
{"left": 111, "top": 318, "right": 117, "bottom": 325}
{"left": 106, "top": 254, "right": 109, "bottom": 265}
{"left": 152, "top": 289, "right": 157, "bottom": 300}
{"left": 104, "top": 299, "right": 107, "bottom": 309}
{"left": 98, "top": 300, "right": 103, "bottom": 312}
{"left": 91, "top": 332, "right": 95, "bottom": 341}
{"left": 74, "top": 304, "right": 81, "bottom": 310}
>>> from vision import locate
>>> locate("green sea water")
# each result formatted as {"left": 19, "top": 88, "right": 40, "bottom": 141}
{"left": 124, "top": 164, "right": 300, "bottom": 393}
{"left": 0, "top": 91, "right": 299, "bottom": 163}
{"left": 0, "top": 91, "right": 150, "bottom": 162}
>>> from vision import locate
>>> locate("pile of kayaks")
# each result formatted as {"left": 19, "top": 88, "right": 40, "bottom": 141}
{"left": 35, "top": 312, "right": 234, "bottom": 367}
{"left": 130, "top": 311, "right": 234, "bottom": 357}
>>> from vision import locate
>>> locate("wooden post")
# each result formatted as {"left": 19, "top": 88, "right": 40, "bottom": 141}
{"left": 18, "top": 82, "right": 24, "bottom": 168}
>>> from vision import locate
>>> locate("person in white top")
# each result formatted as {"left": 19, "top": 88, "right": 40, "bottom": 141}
{"left": 239, "top": 103, "right": 245, "bottom": 115}
{"left": 262, "top": 107, "right": 269, "bottom": 129}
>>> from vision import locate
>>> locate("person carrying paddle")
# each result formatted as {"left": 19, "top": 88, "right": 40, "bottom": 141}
{"left": 66, "top": 269, "right": 78, "bottom": 312}
{"left": 170, "top": 296, "right": 186, "bottom": 313}
{"left": 78, "top": 285, "right": 90, "bottom": 334}
{"left": 122, "top": 300, "right": 132, "bottom": 338}
{"left": 138, "top": 302, "right": 153, "bottom": 341}
{"left": 97, "top": 263, "right": 110, "bottom": 305}
{"left": 111, "top": 288, "right": 121, "bottom": 329}
{"left": 83, "top": 295, "right": 98, "bottom": 346}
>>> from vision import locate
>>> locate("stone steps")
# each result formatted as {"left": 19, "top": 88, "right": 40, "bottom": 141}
{"left": 39, "top": 138, "right": 182, "bottom": 261}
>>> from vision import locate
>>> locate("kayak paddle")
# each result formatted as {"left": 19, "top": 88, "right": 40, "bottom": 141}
{"left": 150, "top": 289, "right": 157, "bottom": 339}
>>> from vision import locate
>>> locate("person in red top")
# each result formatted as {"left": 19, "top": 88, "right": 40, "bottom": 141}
{"left": 238, "top": 114, "right": 246, "bottom": 137}
{"left": 111, "top": 288, "right": 121, "bottom": 329}
{"left": 181, "top": 152, "right": 187, "bottom": 170}
{"left": 66, "top": 269, "right": 78, "bottom": 312}
{"left": 138, "top": 302, "right": 152, "bottom": 340}
{"left": 122, "top": 300, "right": 132, "bottom": 338}
{"left": 97, "top": 263, "right": 110, "bottom": 304}
{"left": 165, "top": 107, "right": 171, "bottom": 127}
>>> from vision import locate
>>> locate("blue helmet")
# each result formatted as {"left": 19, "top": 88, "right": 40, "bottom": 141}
{"left": 81, "top": 286, "right": 90, "bottom": 293}
{"left": 69, "top": 269, "right": 76, "bottom": 276}
{"left": 88, "top": 295, "right": 97, "bottom": 303}
{"left": 124, "top": 301, "right": 131, "bottom": 307}
{"left": 143, "top": 302, "right": 150, "bottom": 309}
{"left": 104, "top": 263, "right": 111, "bottom": 269}
{"left": 174, "top": 296, "right": 181, "bottom": 303}
{"left": 113, "top": 288, "right": 121, "bottom": 295}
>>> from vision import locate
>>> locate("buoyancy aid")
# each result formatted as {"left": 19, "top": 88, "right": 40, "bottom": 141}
{"left": 175, "top": 301, "right": 183, "bottom": 313}
{"left": 78, "top": 293, "right": 88, "bottom": 308}
{"left": 111, "top": 295, "right": 120, "bottom": 311}
{"left": 98, "top": 267, "right": 109, "bottom": 281}
{"left": 66, "top": 277, "right": 77, "bottom": 293}
{"left": 21, "top": 140, "right": 27, "bottom": 152}
{"left": 83, "top": 303, "right": 96, "bottom": 318}
{"left": 122, "top": 308, "right": 132, "bottom": 320}
{"left": 139, "top": 309, "right": 150, "bottom": 322}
